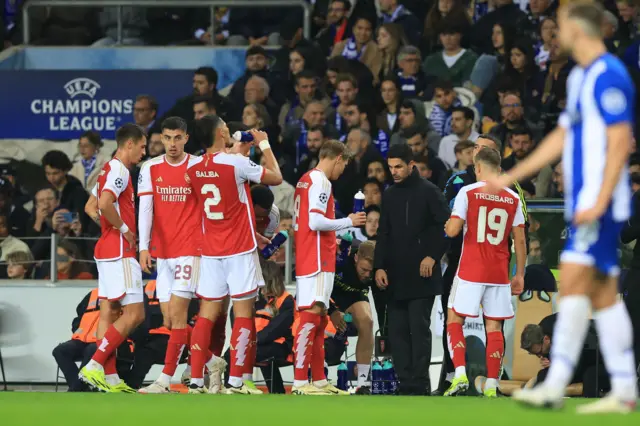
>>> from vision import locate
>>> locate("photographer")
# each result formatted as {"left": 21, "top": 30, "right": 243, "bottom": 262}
{"left": 374, "top": 144, "right": 450, "bottom": 395}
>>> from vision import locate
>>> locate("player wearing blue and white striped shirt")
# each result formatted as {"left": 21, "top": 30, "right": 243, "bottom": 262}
{"left": 487, "top": 2, "right": 637, "bottom": 414}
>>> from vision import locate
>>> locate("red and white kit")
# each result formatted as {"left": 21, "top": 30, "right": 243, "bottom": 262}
{"left": 448, "top": 181, "right": 525, "bottom": 319}
{"left": 93, "top": 158, "right": 143, "bottom": 306}
{"left": 187, "top": 152, "right": 265, "bottom": 300}
{"left": 138, "top": 154, "right": 203, "bottom": 302}
{"left": 294, "top": 169, "right": 352, "bottom": 309}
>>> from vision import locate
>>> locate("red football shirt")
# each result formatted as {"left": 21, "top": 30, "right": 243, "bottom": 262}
{"left": 93, "top": 158, "right": 136, "bottom": 261}
{"left": 294, "top": 169, "right": 337, "bottom": 277}
{"left": 451, "top": 181, "right": 525, "bottom": 285}
{"left": 137, "top": 154, "right": 202, "bottom": 258}
{"left": 187, "top": 152, "right": 265, "bottom": 258}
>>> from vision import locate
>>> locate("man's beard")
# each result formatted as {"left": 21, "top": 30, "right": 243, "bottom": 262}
{"left": 527, "top": 254, "right": 543, "bottom": 265}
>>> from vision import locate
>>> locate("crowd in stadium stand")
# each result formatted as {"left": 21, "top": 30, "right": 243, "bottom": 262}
{"left": 1, "top": 0, "right": 639, "bottom": 278}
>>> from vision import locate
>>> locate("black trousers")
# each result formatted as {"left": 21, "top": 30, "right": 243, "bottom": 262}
{"left": 224, "top": 342, "right": 290, "bottom": 394}
{"left": 370, "top": 285, "right": 389, "bottom": 336}
{"left": 52, "top": 340, "right": 96, "bottom": 391}
{"left": 438, "top": 264, "right": 456, "bottom": 389}
{"left": 388, "top": 296, "right": 435, "bottom": 395}
{"left": 536, "top": 362, "right": 610, "bottom": 397}
{"left": 623, "top": 268, "right": 640, "bottom": 371}
{"left": 127, "top": 335, "right": 170, "bottom": 389}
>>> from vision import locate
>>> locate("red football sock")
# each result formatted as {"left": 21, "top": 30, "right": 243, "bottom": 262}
{"left": 209, "top": 314, "right": 227, "bottom": 357}
{"left": 311, "top": 315, "right": 328, "bottom": 382}
{"left": 92, "top": 326, "right": 125, "bottom": 366}
{"left": 230, "top": 317, "right": 253, "bottom": 380}
{"left": 486, "top": 331, "right": 504, "bottom": 380}
{"left": 244, "top": 321, "right": 256, "bottom": 375}
{"left": 162, "top": 328, "right": 189, "bottom": 377}
{"left": 104, "top": 353, "right": 117, "bottom": 376}
{"left": 190, "top": 317, "right": 214, "bottom": 380}
{"left": 293, "top": 311, "right": 321, "bottom": 382}
{"left": 447, "top": 322, "right": 466, "bottom": 369}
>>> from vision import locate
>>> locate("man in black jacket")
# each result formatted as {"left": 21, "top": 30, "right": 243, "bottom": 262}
{"left": 620, "top": 183, "right": 640, "bottom": 369}
{"left": 373, "top": 143, "right": 450, "bottom": 395}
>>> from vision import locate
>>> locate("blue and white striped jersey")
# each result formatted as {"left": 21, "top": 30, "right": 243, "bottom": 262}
{"left": 560, "top": 53, "right": 635, "bottom": 222}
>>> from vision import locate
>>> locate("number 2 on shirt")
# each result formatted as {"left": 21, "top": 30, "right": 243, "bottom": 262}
{"left": 477, "top": 206, "right": 507, "bottom": 245}
{"left": 202, "top": 183, "right": 223, "bottom": 220}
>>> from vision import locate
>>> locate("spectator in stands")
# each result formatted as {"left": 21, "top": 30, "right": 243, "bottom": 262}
{"left": 521, "top": 0, "right": 557, "bottom": 43}
{"left": 147, "top": 131, "right": 165, "bottom": 159}
{"left": 376, "top": 78, "right": 402, "bottom": 143}
{"left": 421, "top": 0, "right": 471, "bottom": 56}
{"left": 292, "top": 125, "right": 326, "bottom": 182}
{"left": 0, "top": 177, "right": 28, "bottom": 238}
{"left": 363, "top": 178, "right": 383, "bottom": 208}
{"left": 259, "top": 155, "right": 294, "bottom": 216}
{"left": 41, "top": 150, "right": 89, "bottom": 226}
{"left": 278, "top": 71, "right": 328, "bottom": 130}
{"left": 488, "top": 92, "right": 542, "bottom": 156}
{"left": 539, "top": 36, "right": 571, "bottom": 133}
{"left": 228, "top": 46, "right": 270, "bottom": 107}
{"left": 412, "top": 154, "right": 434, "bottom": 181}
{"left": 422, "top": 16, "right": 476, "bottom": 87}
{"left": 342, "top": 102, "right": 376, "bottom": 140}
{"left": 243, "top": 103, "right": 271, "bottom": 131}
{"left": 501, "top": 127, "right": 553, "bottom": 198}
{"left": 243, "top": 76, "right": 280, "bottom": 125}
{"left": 328, "top": 73, "right": 359, "bottom": 140}
{"left": 227, "top": 6, "right": 296, "bottom": 47}
{"left": 92, "top": 6, "right": 147, "bottom": 46}
{"left": 316, "top": 0, "right": 352, "bottom": 56}
{"left": 133, "top": 95, "right": 158, "bottom": 133}
{"left": 535, "top": 18, "right": 557, "bottom": 71}
{"left": 429, "top": 80, "right": 462, "bottom": 138}
{"left": 404, "top": 126, "right": 448, "bottom": 189}
{"left": 49, "top": 239, "right": 93, "bottom": 280}
{"left": 551, "top": 161, "right": 564, "bottom": 198}
{"left": 0, "top": 213, "right": 30, "bottom": 262}
{"left": 374, "top": 143, "right": 449, "bottom": 395}
{"left": 379, "top": 0, "right": 422, "bottom": 46}
{"left": 438, "top": 106, "right": 478, "bottom": 169}
{"left": 451, "top": 140, "right": 475, "bottom": 173}
{"left": 50, "top": 208, "right": 95, "bottom": 262}
{"left": 377, "top": 23, "right": 407, "bottom": 82}
{"left": 472, "top": 0, "right": 526, "bottom": 54}
{"left": 396, "top": 45, "right": 431, "bottom": 100}
{"left": 27, "top": 187, "right": 58, "bottom": 249}
{"left": 367, "top": 160, "right": 391, "bottom": 186}
{"left": 70, "top": 131, "right": 107, "bottom": 191}
{"left": 332, "top": 17, "right": 381, "bottom": 84}
{"left": 615, "top": 0, "right": 639, "bottom": 53}
{"left": 602, "top": 10, "right": 620, "bottom": 53}
{"left": 5, "top": 250, "right": 33, "bottom": 279}
{"left": 193, "top": 96, "right": 217, "bottom": 120}
{"left": 163, "top": 67, "right": 233, "bottom": 123}
{"left": 501, "top": 39, "right": 540, "bottom": 111}
{"left": 190, "top": 6, "right": 230, "bottom": 46}
{"left": 390, "top": 99, "right": 440, "bottom": 151}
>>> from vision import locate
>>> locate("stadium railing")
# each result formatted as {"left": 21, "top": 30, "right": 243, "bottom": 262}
{"left": 21, "top": 0, "right": 313, "bottom": 45}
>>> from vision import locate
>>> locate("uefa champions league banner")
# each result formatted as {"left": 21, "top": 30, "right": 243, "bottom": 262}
{"left": 0, "top": 70, "right": 197, "bottom": 140}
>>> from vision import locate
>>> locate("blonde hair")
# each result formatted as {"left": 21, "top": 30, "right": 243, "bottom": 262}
{"left": 6, "top": 250, "right": 34, "bottom": 266}
{"left": 356, "top": 240, "right": 376, "bottom": 262}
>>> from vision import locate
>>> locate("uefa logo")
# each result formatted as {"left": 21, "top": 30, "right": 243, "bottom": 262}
{"left": 64, "top": 78, "right": 101, "bottom": 99}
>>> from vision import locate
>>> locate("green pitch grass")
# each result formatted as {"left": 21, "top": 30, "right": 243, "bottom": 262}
{"left": 1, "top": 393, "right": 639, "bottom": 426}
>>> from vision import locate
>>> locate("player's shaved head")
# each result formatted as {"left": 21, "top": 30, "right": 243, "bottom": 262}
{"left": 473, "top": 146, "right": 501, "bottom": 170}
{"left": 563, "top": 1, "right": 604, "bottom": 38}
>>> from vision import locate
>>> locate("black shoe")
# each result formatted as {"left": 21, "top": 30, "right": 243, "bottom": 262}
{"left": 431, "top": 381, "right": 451, "bottom": 396}
{"left": 354, "top": 386, "right": 371, "bottom": 395}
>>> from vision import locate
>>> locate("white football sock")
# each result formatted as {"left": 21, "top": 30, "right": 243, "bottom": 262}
{"left": 485, "top": 378, "right": 498, "bottom": 391}
{"left": 85, "top": 360, "right": 103, "bottom": 372}
{"left": 454, "top": 366, "right": 466, "bottom": 379}
{"left": 544, "top": 295, "right": 591, "bottom": 395}
{"left": 357, "top": 364, "right": 370, "bottom": 387}
{"left": 313, "top": 379, "right": 328, "bottom": 387}
{"left": 190, "top": 378, "right": 204, "bottom": 387}
{"left": 157, "top": 373, "right": 171, "bottom": 387}
{"left": 293, "top": 380, "right": 308, "bottom": 388}
{"left": 594, "top": 302, "right": 638, "bottom": 401}
{"left": 105, "top": 374, "right": 120, "bottom": 386}
{"left": 228, "top": 376, "right": 243, "bottom": 388}
{"left": 242, "top": 373, "right": 253, "bottom": 381}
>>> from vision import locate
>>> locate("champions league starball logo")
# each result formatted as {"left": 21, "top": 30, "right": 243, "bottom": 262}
{"left": 30, "top": 77, "right": 134, "bottom": 132}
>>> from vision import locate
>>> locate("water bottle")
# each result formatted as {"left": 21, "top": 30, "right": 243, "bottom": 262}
{"left": 232, "top": 131, "right": 254, "bottom": 143}
{"left": 371, "top": 362, "right": 383, "bottom": 395}
{"left": 260, "top": 230, "right": 288, "bottom": 259}
{"left": 353, "top": 190, "right": 365, "bottom": 213}
{"left": 384, "top": 360, "right": 398, "bottom": 395}
{"left": 337, "top": 362, "right": 349, "bottom": 390}
{"left": 336, "top": 233, "right": 353, "bottom": 267}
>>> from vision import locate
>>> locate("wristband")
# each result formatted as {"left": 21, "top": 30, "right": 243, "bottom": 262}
{"left": 259, "top": 140, "right": 271, "bottom": 151}
{"left": 119, "top": 223, "right": 129, "bottom": 234}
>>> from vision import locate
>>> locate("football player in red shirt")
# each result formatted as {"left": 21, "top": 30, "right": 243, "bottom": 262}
{"left": 292, "top": 140, "right": 366, "bottom": 395}
{"left": 185, "top": 116, "right": 283, "bottom": 394}
{"left": 443, "top": 147, "right": 526, "bottom": 397}
{"left": 79, "top": 123, "right": 147, "bottom": 393}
